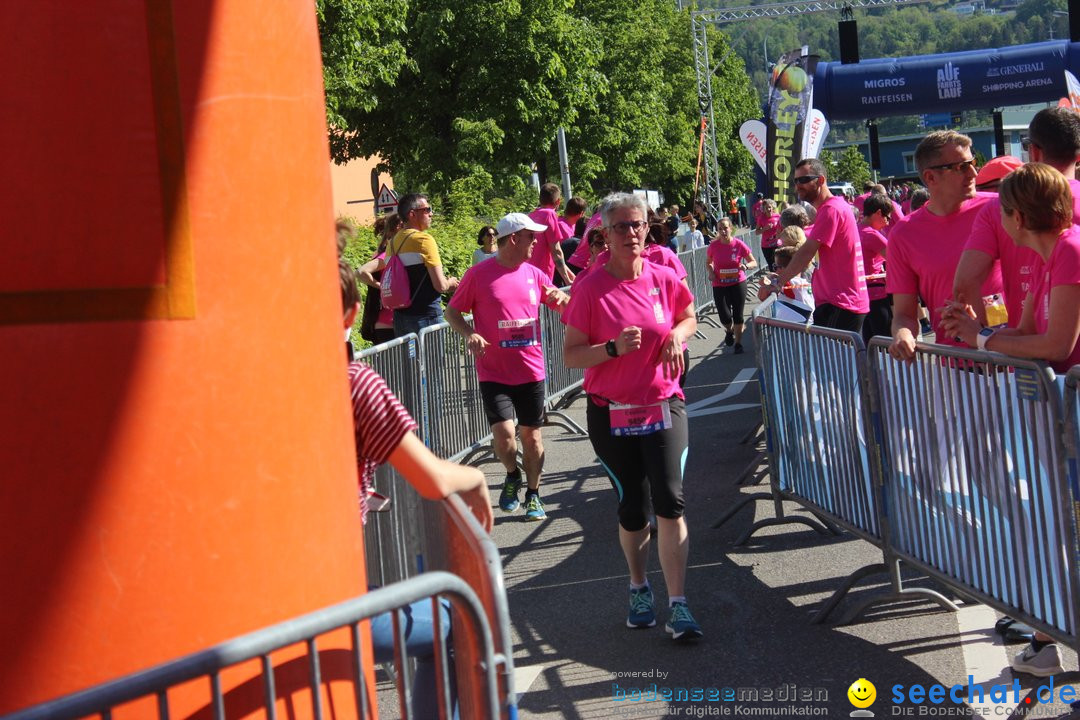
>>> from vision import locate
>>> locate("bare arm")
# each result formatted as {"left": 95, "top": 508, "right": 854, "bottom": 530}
{"left": 444, "top": 305, "right": 488, "bottom": 358}
{"left": 564, "top": 324, "right": 642, "bottom": 369}
{"left": 953, "top": 249, "right": 995, "bottom": 324}
{"left": 945, "top": 286, "right": 1080, "bottom": 363}
{"left": 388, "top": 432, "right": 493, "bottom": 532}
{"left": 356, "top": 256, "right": 386, "bottom": 289}
{"left": 552, "top": 242, "right": 575, "bottom": 284}
{"left": 775, "top": 236, "right": 821, "bottom": 285}
{"left": 426, "top": 263, "right": 458, "bottom": 294}
{"left": 888, "top": 293, "right": 921, "bottom": 362}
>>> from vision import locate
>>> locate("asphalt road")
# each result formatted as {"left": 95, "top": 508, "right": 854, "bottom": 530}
{"left": 485, "top": 298, "right": 1080, "bottom": 720}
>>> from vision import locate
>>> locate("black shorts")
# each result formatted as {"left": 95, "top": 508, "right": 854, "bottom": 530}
{"left": 479, "top": 380, "right": 546, "bottom": 427}
{"left": 586, "top": 396, "right": 688, "bottom": 531}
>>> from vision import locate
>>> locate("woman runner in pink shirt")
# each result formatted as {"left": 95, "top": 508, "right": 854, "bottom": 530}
{"left": 563, "top": 192, "right": 702, "bottom": 642}
{"left": 706, "top": 217, "right": 757, "bottom": 353}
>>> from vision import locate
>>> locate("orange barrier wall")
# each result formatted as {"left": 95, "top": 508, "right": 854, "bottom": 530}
{"left": 0, "top": 0, "right": 372, "bottom": 715}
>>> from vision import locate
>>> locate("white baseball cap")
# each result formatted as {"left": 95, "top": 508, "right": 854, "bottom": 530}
{"left": 496, "top": 212, "right": 547, "bottom": 239}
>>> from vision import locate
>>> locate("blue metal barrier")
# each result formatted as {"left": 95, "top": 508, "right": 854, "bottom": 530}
{"left": 870, "top": 339, "right": 1080, "bottom": 648}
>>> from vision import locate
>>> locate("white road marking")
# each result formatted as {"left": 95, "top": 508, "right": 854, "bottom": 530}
{"left": 687, "top": 402, "right": 760, "bottom": 418}
{"left": 956, "top": 604, "right": 1022, "bottom": 715}
{"left": 685, "top": 368, "right": 757, "bottom": 412}
{"left": 512, "top": 663, "right": 546, "bottom": 701}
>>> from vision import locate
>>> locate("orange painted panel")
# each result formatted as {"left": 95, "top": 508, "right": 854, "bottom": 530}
{"left": 0, "top": 0, "right": 374, "bottom": 716}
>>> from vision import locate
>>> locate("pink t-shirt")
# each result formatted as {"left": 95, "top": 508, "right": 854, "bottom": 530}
{"left": 760, "top": 214, "right": 782, "bottom": 249}
{"left": 887, "top": 195, "right": 1003, "bottom": 345}
{"left": 854, "top": 192, "right": 871, "bottom": 215}
{"left": 964, "top": 179, "right": 1080, "bottom": 326}
{"left": 859, "top": 226, "right": 888, "bottom": 302}
{"left": 642, "top": 243, "right": 688, "bottom": 280}
{"left": 448, "top": 258, "right": 549, "bottom": 385}
{"left": 807, "top": 195, "right": 870, "bottom": 313}
{"left": 1029, "top": 226, "right": 1080, "bottom": 373}
{"left": 526, "top": 206, "right": 571, "bottom": 280}
{"left": 563, "top": 262, "right": 693, "bottom": 406}
{"left": 707, "top": 239, "right": 752, "bottom": 286}
{"left": 568, "top": 211, "right": 604, "bottom": 269}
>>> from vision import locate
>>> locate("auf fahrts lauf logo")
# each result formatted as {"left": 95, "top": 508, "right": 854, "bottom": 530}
{"left": 848, "top": 678, "right": 876, "bottom": 717}
{"left": 937, "top": 61, "right": 962, "bottom": 100}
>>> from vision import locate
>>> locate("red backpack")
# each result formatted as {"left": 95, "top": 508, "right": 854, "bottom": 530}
{"left": 380, "top": 232, "right": 417, "bottom": 310}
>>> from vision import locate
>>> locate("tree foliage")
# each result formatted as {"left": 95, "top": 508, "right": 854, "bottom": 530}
{"left": 835, "top": 145, "right": 872, "bottom": 187}
{"left": 317, "top": 0, "right": 760, "bottom": 206}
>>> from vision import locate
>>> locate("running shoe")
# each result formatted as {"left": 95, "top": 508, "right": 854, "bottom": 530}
{"left": 523, "top": 492, "right": 546, "bottom": 521}
{"left": 665, "top": 602, "right": 703, "bottom": 641}
{"left": 733, "top": 343, "right": 745, "bottom": 355}
{"left": 724, "top": 331, "right": 735, "bottom": 347}
{"left": 627, "top": 586, "right": 656, "bottom": 628}
{"left": 499, "top": 472, "right": 522, "bottom": 512}
{"left": 1011, "top": 642, "right": 1063, "bottom": 677}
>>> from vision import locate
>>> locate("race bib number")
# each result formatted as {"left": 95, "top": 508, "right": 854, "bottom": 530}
{"left": 717, "top": 267, "right": 740, "bottom": 283}
{"left": 497, "top": 318, "right": 538, "bottom": 347}
{"left": 609, "top": 401, "right": 672, "bottom": 437}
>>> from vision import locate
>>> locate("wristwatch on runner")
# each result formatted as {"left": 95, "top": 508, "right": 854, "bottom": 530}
{"left": 976, "top": 327, "right": 996, "bottom": 351}
{"left": 605, "top": 339, "right": 619, "bottom": 358}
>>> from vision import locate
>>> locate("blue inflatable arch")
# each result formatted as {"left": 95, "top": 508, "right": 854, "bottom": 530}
{"left": 813, "top": 39, "right": 1080, "bottom": 120}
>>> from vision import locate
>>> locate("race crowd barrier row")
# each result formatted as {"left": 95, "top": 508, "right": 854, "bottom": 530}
{"left": 744, "top": 315, "right": 1080, "bottom": 665}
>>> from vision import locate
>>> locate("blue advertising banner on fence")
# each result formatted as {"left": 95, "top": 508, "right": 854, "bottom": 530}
{"left": 814, "top": 40, "right": 1080, "bottom": 120}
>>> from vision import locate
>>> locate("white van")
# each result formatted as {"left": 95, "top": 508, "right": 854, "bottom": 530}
{"left": 827, "top": 182, "right": 854, "bottom": 196}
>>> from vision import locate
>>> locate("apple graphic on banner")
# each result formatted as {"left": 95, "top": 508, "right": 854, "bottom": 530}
{"left": 778, "top": 66, "right": 807, "bottom": 93}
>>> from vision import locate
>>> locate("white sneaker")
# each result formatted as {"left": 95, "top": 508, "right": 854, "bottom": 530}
{"left": 1011, "top": 642, "right": 1064, "bottom": 677}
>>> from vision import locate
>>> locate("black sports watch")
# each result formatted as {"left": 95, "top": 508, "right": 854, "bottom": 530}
{"left": 605, "top": 339, "right": 619, "bottom": 358}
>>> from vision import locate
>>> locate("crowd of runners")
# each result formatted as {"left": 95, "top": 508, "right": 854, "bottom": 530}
{"left": 341, "top": 107, "right": 1080, "bottom": 714}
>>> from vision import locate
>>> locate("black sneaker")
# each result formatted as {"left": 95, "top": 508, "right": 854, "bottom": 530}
{"left": 724, "top": 331, "right": 734, "bottom": 347}
{"left": 734, "top": 343, "right": 744, "bottom": 354}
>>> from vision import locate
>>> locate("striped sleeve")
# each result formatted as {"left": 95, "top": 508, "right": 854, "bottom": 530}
{"left": 348, "top": 363, "right": 418, "bottom": 466}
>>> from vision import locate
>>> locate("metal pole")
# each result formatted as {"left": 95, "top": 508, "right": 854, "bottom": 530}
{"left": 557, "top": 127, "right": 572, "bottom": 200}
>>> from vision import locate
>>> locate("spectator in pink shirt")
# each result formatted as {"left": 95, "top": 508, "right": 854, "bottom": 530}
{"left": 563, "top": 192, "right": 702, "bottom": 642}
{"left": 859, "top": 193, "right": 892, "bottom": 342}
{"left": 887, "top": 130, "right": 1001, "bottom": 362}
{"left": 528, "top": 183, "right": 575, "bottom": 284}
{"left": 445, "top": 213, "right": 569, "bottom": 522}
{"left": 853, "top": 181, "right": 874, "bottom": 216}
{"left": 762, "top": 157, "right": 870, "bottom": 332}
{"left": 954, "top": 108, "right": 1080, "bottom": 328}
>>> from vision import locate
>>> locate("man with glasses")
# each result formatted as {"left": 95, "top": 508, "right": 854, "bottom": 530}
{"left": 386, "top": 193, "right": 459, "bottom": 337}
{"left": 886, "top": 131, "right": 1002, "bottom": 361}
{"left": 954, "top": 108, "right": 1080, "bottom": 330}
{"left": 762, "top": 157, "right": 869, "bottom": 331}
{"left": 445, "top": 213, "right": 569, "bottom": 522}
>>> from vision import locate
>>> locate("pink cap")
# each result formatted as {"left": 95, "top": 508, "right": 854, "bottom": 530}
{"left": 975, "top": 155, "right": 1022, "bottom": 188}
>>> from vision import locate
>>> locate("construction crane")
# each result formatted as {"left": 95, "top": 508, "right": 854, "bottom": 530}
{"left": 691, "top": 0, "right": 928, "bottom": 219}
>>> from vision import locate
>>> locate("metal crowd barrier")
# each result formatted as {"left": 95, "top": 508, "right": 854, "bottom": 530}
{"left": 539, "top": 294, "right": 587, "bottom": 434}
{"left": 429, "top": 494, "right": 520, "bottom": 720}
{"left": 357, "top": 334, "right": 432, "bottom": 584}
{"left": 870, "top": 339, "right": 1080, "bottom": 649}
{"left": 418, "top": 322, "right": 495, "bottom": 465}
{"left": 5, "top": 572, "right": 503, "bottom": 720}
{"left": 722, "top": 316, "right": 955, "bottom": 623}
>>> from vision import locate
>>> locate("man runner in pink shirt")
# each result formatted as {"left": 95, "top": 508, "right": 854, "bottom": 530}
{"left": 887, "top": 130, "right": 1002, "bottom": 361}
{"left": 762, "top": 157, "right": 869, "bottom": 332}
{"left": 445, "top": 213, "right": 569, "bottom": 522}
{"left": 954, "top": 108, "right": 1080, "bottom": 327}
{"left": 528, "top": 183, "right": 575, "bottom": 285}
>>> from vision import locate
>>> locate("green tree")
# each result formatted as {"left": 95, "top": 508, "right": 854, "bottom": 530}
{"left": 817, "top": 148, "right": 839, "bottom": 180}
{"left": 552, "top": 4, "right": 759, "bottom": 204}
{"left": 835, "top": 144, "right": 871, "bottom": 187}
{"left": 319, "top": 0, "right": 600, "bottom": 198}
